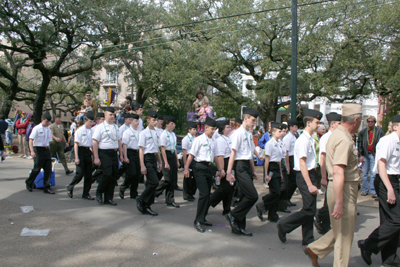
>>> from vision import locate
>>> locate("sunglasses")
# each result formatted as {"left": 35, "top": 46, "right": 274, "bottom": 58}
{"left": 367, "top": 120, "right": 375, "bottom": 123}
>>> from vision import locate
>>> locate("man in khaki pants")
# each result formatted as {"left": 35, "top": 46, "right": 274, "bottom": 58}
{"left": 49, "top": 114, "right": 74, "bottom": 175}
{"left": 303, "top": 103, "right": 362, "bottom": 267}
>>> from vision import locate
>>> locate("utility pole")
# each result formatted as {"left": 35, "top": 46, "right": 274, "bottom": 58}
{"left": 290, "top": 0, "right": 298, "bottom": 120}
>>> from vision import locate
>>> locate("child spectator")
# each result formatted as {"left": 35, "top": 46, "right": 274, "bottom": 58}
{"left": 197, "top": 101, "right": 211, "bottom": 132}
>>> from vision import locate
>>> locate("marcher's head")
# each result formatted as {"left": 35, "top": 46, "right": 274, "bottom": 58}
{"left": 326, "top": 113, "right": 341, "bottom": 131}
{"left": 204, "top": 117, "right": 216, "bottom": 137}
{"left": 187, "top": 122, "right": 197, "bottom": 136}
{"left": 54, "top": 114, "right": 62, "bottom": 124}
{"left": 281, "top": 124, "right": 288, "bottom": 138}
{"left": 196, "top": 91, "right": 204, "bottom": 100}
{"left": 41, "top": 112, "right": 51, "bottom": 127}
{"left": 287, "top": 120, "right": 299, "bottom": 133}
{"left": 84, "top": 112, "right": 95, "bottom": 128}
{"left": 217, "top": 120, "right": 231, "bottom": 136}
{"left": 124, "top": 114, "right": 132, "bottom": 125}
{"left": 157, "top": 115, "right": 163, "bottom": 128}
{"left": 302, "top": 109, "right": 323, "bottom": 133}
{"left": 131, "top": 114, "right": 140, "bottom": 128}
{"left": 134, "top": 104, "right": 143, "bottom": 116}
{"left": 367, "top": 116, "right": 376, "bottom": 129}
{"left": 96, "top": 113, "right": 105, "bottom": 124}
{"left": 242, "top": 107, "right": 259, "bottom": 130}
{"left": 146, "top": 109, "right": 158, "bottom": 128}
{"left": 162, "top": 116, "right": 176, "bottom": 131}
{"left": 271, "top": 122, "right": 283, "bottom": 140}
{"left": 104, "top": 107, "right": 115, "bottom": 124}
{"left": 341, "top": 104, "right": 362, "bottom": 134}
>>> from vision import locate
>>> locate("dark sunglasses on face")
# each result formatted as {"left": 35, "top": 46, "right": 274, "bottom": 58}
{"left": 367, "top": 120, "right": 375, "bottom": 123}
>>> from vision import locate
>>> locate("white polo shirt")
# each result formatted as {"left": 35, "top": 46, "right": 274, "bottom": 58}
{"left": 160, "top": 130, "right": 177, "bottom": 152}
{"left": 216, "top": 135, "right": 232, "bottom": 158}
{"left": 91, "top": 124, "right": 98, "bottom": 135}
{"left": 283, "top": 132, "right": 297, "bottom": 156}
{"left": 182, "top": 133, "right": 195, "bottom": 154}
{"left": 119, "top": 123, "right": 130, "bottom": 139}
{"left": 373, "top": 132, "right": 400, "bottom": 175}
{"left": 231, "top": 126, "right": 253, "bottom": 160}
{"left": 92, "top": 122, "right": 120, "bottom": 149}
{"left": 74, "top": 126, "right": 92, "bottom": 147}
{"left": 319, "top": 130, "right": 333, "bottom": 162}
{"left": 29, "top": 123, "right": 52, "bottom": 147}
{"left": 265, "top": 138, "right": 283, "bottom": 162}
{"left": 278, "top": 139, "right": 286, "bottom": 159}
{"left": 294, "top": 131, "right": 317, "bottom": 171}
{"left": 213, "top": 130, "right": 220, "bottom": 140}
{"left": 138, "top": 118, "right": 144, "bottom": 132}
{"left": 155, "top": 127, "right": 163, "bottom": 138}
{"left": 138, "top": 127, "right": 159, "bottom": 154}
{"left": 190, "top": 133, "right": 215, "bottom": 162}
{"left": 122, "top": 126, "right": 139, "bottom": 150}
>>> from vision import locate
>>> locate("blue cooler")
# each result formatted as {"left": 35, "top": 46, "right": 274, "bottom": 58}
{"left": 33, "top": 158, "right": 57, "bottom": 188}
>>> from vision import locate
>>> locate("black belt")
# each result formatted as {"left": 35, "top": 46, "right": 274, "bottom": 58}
{"left": 34, "top": 146, "right": 49, "bottom": 149}
{"left": 197, "top": 161, "right": 213, "bottom": 166}
{"left": 127, "top": 149, "right": 139, "bottom": 152}
{"left": 99, "top": 148, "right": 118, "bottom": 152}
{"left": 79, "top": 146, "right": 91, "bottom": 150}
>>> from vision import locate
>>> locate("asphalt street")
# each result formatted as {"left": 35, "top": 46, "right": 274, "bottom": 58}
{"left": 0, "top": 157, "right": 383, "bottom": 266}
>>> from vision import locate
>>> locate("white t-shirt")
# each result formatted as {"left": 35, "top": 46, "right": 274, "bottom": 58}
{"left": 74, "top": 126, "right": 92, "bottom": 147}
{"left": 122, "top": 126, "right": 139, "bottom": 150}
{"left": 265, "top": 138, "right": 283, "bottom": 162}
{"left": 182, "top": 133, "right": 195, "bottom": 155}
{"left": 283, "top": 132, "right": 297, "bottom": 156}
{"left": 319, "top": 130, "right": 333, "bottom": 162}
{"left": 294, "top": 131, "right": 317, "bottom": 171}
{"left": 138, "top": 118, "right": 144, "bottom": 132}
{"left": 215, "top": 135, "right": 232, "bottom": 158}
{"left": 231, "top": 126, "right": 253, "bottom": 160}
{"left": 92, "top": 122, "right": 120, "bottom": 149}
{"left": 138, "top": 127, "right": 159, "bottom": 154}
{"left": 29, "top": 123, "right": 52, "bottom": 147}
{"left": 119, "top": 124, "right": 130, "bottom": 139}
{"left": 373, "top": 132, "right": 400, "bottom": 175}
{"left": 190, "top": 133, "right": 215, "bottom": 162}
{"left": 160, "top": 130, "right": 177, "bottom": 152}
{"left": 155, "top": 127, "right": 163, "bottom": 138}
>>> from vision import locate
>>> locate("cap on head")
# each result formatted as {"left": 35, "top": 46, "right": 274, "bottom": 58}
{"left": 96, "top": 112, "right": 105, "bottom": 118}
{"left": 326, "top": 112, "right": 342, "bottom": 122}
{"left": 242, "top": 107, "right": 259, "bottom": 118}
{"left": 392, "top": 115, "right": 400, "bottom": 123}
{"left": 163, "top": 115, "right": 176, "bottom": 123}
{"left": 271, "top": 122, "right": 283, "bottom": 130}
{"left": 205, "top": 116, "right": 217, "bottom": 127}
{"left": 234, "top": 117, "right": 242, "bottom": 124}
{"left": 147, "top": 109, "right": 158, "bottom": 119}
{"left": 281, "top": 123, "right": 288, "bottom": 129}
{"left": 303, "top": 109, "right": 323, "bottom": 120}
{"left": 42, "top": 111, "right": 52, "bottom": 121}
{"left": 217, "top": 120, "right": 230, "bottom": 128}
{"left": 157, "top": 114, "right": 163, "bottom": 120}
{"left": 131, "top": 114, "right": 139, "bottom": 120}
{"left": 287, "top": 119, "right": 299, "bottom": 127}
{"left": 134, "top": 103, "right": 143, "bottom": 111}
{"left": 123, "top": 113, "right": 131, "bottom": 119}
{"left": 342, "top": 104, "right": 362, "bottom": 117}
{"left": 187, "top": 121, "right": 197, "bottom": 129}
{"left": 86, "top": 111, "right": 95, "bottom": 120}
{"left": 105, "top": 107, "right": 115, "bottom": 113}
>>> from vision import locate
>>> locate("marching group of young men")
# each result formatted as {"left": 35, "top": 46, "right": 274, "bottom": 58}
{"left": 24, "top": 102, "right": 400, "bottom": 267}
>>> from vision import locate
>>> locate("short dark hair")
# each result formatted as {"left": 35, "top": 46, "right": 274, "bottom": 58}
{"left": 218, "top": 125, "right": 227, "bottom": 135}
{"left": 303, "top": 116, "right": 314, "bottom": 126}
{"left": 195, "top": 91, "right": 204, "bottom": 99}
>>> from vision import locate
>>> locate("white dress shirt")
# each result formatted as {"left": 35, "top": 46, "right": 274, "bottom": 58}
{"left": 119, "top": 124, "right": 130, "bottom": 139}
{"left": 213, "top": 131, "right": 220, "bottom": 140}
{"left": 138, "top": 118, "right": 144, "bottom": 132}
{"left": 74, "top": 126, "right": 92, "bottom": 147}
{"left": 294, "top": 131, "right": 317, "bottom": 171}
{"left": 278, "top": 139, "right": 286, "bottom": 159}
{"left": 182, "top": 133, "right": 195, "bottom": 154}
{"left": 373, "top": 132, "right": 400, "bottom": 175}
{"left": 91, "top": 124, "right": 98, "bottom": 135}
{"left": 231, "top": 125, "right": 253, "bottom": 160}
{"left": 283, "top": 132, "right": 297, "bottom": 156}
{"left": 190, "top": 133, "right": 215, "bottom": 162}
{"left": 318, "top": 130, "right": 333, "bottom": 162}
{"left": 29, "top": 123, "right": 52, "bottom": 147}
{"left": 265, "top": 138, "right": 283, "bottom": 162}
{"left": 216, "top": 135, "right": 232, "bottom": 158}
{"left": 122, "top": 126, "right": 139, "bottom": 150}
{"left": 160, "top": 130, "right": 177, "bottom": 152}
{"left": 155, "top": 127, "right": 163, "bottom": 138}
{"left": 138, "top": 127, "right": 159, "bottom": 154}
{"left": 92, "top": 122, "right": 120, "bottom": 149}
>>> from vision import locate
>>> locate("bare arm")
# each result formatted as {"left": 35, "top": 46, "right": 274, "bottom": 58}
{"left": 320, "top": 152, "right": 327, "bottom": 187}
{"left": 139, "top": 147, "right": 146, "bottom": 174}
{"left": 226, "top": 149, "right": 237, "bottom": 184}
{"left": 215, "top": 155, "right": 225, "bottom": 178}
{"left": 378, "top": 159, "right": 396, "bottom": 204}
{"left": 332, "top": 164, "right": 345, "bottom": 219}
{"left": 285, "top": 152, "right": 290, "bottom": 174}
{"left": 161, "top": 146, "right": 169, "bottom": 169}
{"left": 92, "top": 139, "right": 100, "bottom": 166}
{"left": 264, "top": 155, "right": 271, "bottom": 181}
{"left": 184, "top": 154, "right": 194, "bottom": 178}
{"left": 29, "top": 139, "right": 35, "bottom": 158}
{"left": 183, "top": 149, "right": 188, "bottom": 166}
{"left": 74, "top": 142, "right": 79, "bottom": 164}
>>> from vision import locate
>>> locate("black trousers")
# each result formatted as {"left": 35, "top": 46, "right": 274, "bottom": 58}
{"left": 183, "top": 157, "right": 197, "bottom": 199}
{"left": 155, "top": 151, "right": 177, "bottom": 204}
{"left": 194, "top": 161, "right": 216, "bottom": 222}
{"left": 117, "top": 162, "right": 127, "bottom": 181}
{"left": 231, "top": 160, "right": 258, "bottom": 229}
{"left": 280, "top": 169, "right": 317, "bottom": 245}
{"left": 315, "top": 179, "right": 330, "bottom": 231}
{"left": 256, "top": 162, "right": 281, "bottom": 220}
{"left": 366, "top": 174, "right": 400, "bottom": 266}
{"left": 278, "top": 159, "right": 289, "bottom": 210}
{"left": 26, "top": 147, "right": 52, "bottom": 190}
{"left": 97, "top": 149, "right": 118, "bottom": 202}
{"left": 286, "top": 156, "right": 298, "bottom": 201}
{"left": 139, "top": 153, "right": 158, "bottom": 208}
{"left": 68, "top": 147, "right": 92, "bottom": 197}
{"left": 210, "top": 157, "right": 234, "bottom": 213}
{"left": 120, "top": 149, "right": 140, "bottom": 198}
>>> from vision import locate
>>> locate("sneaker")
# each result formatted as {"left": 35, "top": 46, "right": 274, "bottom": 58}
{"left": 18, "top": 154, "right": 24, "bottom": 158}
{"left": 263, "top": 183, "right": 269, "bottom": 188}
{"left": 361, "top": 192, "right": 369, "bottom": 196}
{"left": 318, "top": 189, "right": 324, "bottom": 195}
{"left": 27, "top": 156, "right": 33, "bottom": 159}
{"left": 371, "top": 194, "right": 377, "bottom": 199}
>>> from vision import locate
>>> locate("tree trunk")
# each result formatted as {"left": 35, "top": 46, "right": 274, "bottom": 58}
{"left": 33, "top": 74, "right": 51, "bottom": 124}
{"left": 0, "top": 87, "right": 18, "bottom": 118}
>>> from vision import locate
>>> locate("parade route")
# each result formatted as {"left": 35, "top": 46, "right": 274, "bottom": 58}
{"left": 1, "top": 158, "right": 382, "bottom": 266}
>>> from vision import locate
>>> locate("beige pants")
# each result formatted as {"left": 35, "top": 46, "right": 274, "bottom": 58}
{"left": 18, "top": 134, "right": 29, "bottom": 156}
{"left": 308, "top": 181, "right": 359, "bottom": 267}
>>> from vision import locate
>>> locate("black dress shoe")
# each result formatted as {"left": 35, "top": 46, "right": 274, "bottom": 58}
{"left": 65, "top": 170, "right": 74, "bottom": 175}
{"left": 145, "top": 207, "right": 158, "bottom": 216}
{"left": 26, "top": 184, "right": 33, "bottom": 192}
{"left": 256, "top": 206, "right": 264, "bottom": 222}
{"left": 130, "top": 195, "right": 137, "bottom": 199}
{"left": 136, "top": 197, "right": 144, "bottom": 213}
{"left": 119, "top": 189, "right": 125, "bottom": 199}
{"left": 175, "top": 186, "right": 183, "bottom": 191}
{"left": 225, "top": 212, "right": 240, "bottom": 233}
{"left": 358, "top": 240, "right": 372, "bottom": 265}
{"left": 288, "top": 201, "right": 296, "bottom": 207}
{"left": 201, "top": 220, "right": 212, "bottom": 226}
{"left": 277, "top": 221, "right": 286, "bottom": 243}
{"left": 187, "top": 197, "right": 195, "bottom": 202}
{"left": 194, "top": 220, "right": 205, "bottom": 233}
{"left": 278, "top": 209, "right": 291, "bottom": 213}
{"left": 82, "top": 195, "right": 95, "bottom": 200}
{"left": 67, "top": 188, "right": 73, "bottom": 198}
{"left": 222, "top": 210, "right": 230, "bottom": 216}
{"left": 268, "top": 217, "right": 279, "bottom": 223}
{"left": 167, "top": 202, "right": 180, "bottom": 208}
{"left": 104, "top": 200, "right": 117, "bottom": 206}
{"left": 43, "top": 188, "right": 55, "bottom": 194}
{"left": 96, "top": 192, "right": 103, "bottom": 204}
{"left": 239, "top": 228, "right": 253, "bottom": 236}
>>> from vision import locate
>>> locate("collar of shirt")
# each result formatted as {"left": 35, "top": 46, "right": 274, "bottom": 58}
{"left": 337, "top": 125, "right": 353, "bottom": 141}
